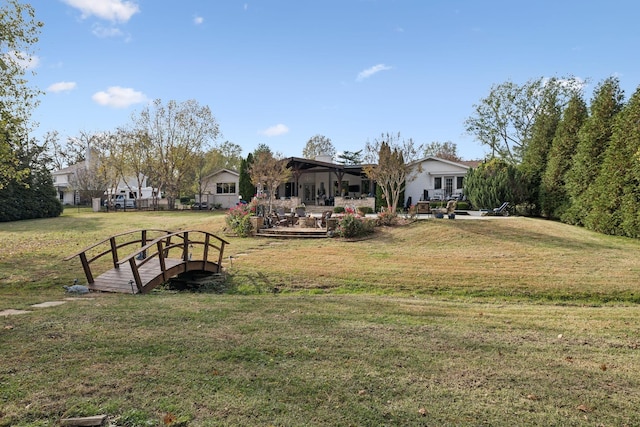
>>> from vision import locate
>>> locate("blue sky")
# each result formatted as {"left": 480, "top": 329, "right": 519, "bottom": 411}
{"left": 24, "top": 0, "right": 640, "bottom": 160}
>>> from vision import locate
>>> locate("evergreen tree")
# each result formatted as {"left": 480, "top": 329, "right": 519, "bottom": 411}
{"left": 519, "top": 92, "right": 562, "bottom": 216}
{"left": 539, "top": 94, "right": 588, "bottom": 219}
{"left": 464, "top": 159, "right": 525, "bottom": 210}
{"left": 584, "top": 86, "right": 640, "bottom": 236}
{"left": 238, "top": 153, "right": 255, "bottom": 202}
{"left": 562, "top": 77, "right": 624, "bottom": 225}
{"left": 0, "top": 138, "right": 62, "bottom": 221}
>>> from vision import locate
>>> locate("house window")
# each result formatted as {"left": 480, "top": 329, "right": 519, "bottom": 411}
{"left": 216, "top": 182, "right": 236, "bottom": 194}
{"left": 434, "top": 177, "right": 442, "bottom": 189}
{"left": 457, "top": 176, "right": 464, "bottom": 189}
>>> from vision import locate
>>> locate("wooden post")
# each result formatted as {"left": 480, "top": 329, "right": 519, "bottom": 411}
{"left": 217, "top": 241, "right": 225, "bottom": 273}
{"left": 128, "top": 258, "right": 142, "bottom": 292}
{"left": 79, "top": 252, "right": 94, "bottom": 284}
{"left": 202, "top": 233, "right": 210, "bottom": 270}
{"left": 109, "top": 237, "right": 119, "bottom": 268}
{"left": 157, "top": 241, "right": 167, "bottom": 282}
{"left": 183, "top": 231, "right": 189, "bottom": 262}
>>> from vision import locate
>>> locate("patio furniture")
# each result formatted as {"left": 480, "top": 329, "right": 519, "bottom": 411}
{"left": 416, "top": 201, "right": 431, "bottom": 214}
{"left": 446, "top": 200, "right": 457, "bottom": 219}
{"left": 320, "top": 210, "right": 333, "bottom": 228}
{"left": 272, "top": 212, "right": 290, "bottom": 227}
{"left": 482, "top": 202, "right": 509, "bottom": 216}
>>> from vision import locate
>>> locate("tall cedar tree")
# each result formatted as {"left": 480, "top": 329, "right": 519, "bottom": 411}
{"left": 239, "top": 153, "right": 255, "bottom": 202}
{"left": 519, "top": 92, "right": 561, "bottom": 216}
{"left": 584, "top": 86, "right": 640, "bottom": 236}
{"left": 539, "top": 94, "right": 588, "bottom": 219}
{"left": 562, "top": 77, "right": 624, "bottom": 225}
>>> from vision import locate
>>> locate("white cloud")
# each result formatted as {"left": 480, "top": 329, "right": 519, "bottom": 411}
{"left": 92, "top": 23, "right": 124, "bottom": 38}
{"left": 194, "top": 16, "right": 204, "bottom": 25}
{"left": 3, "top": 51, "right": 40, "bottom": 70}
{"left": 259, "top": 124, "right": 289, "bottom": 137}
{"left": 92, "top": 86, "right": 147, "bottom": 108}
{"left": 356, "top": 64, "right": 392, "bottom": 82}
{"left": 62, "top": 0, "right": 140, "bottom": 23}
{"left": 47, "top": 81, "right": 77, "bottom": 93}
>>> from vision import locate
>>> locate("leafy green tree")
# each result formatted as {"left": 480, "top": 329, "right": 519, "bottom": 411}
{"left": 0, "top": 0, "right": 42, "bottom": 189}
{"left": 584, "top": 86, "right": 640, "bottom": 236}
{"left": 131, "top": 99, "right": 219, "bottom": 209}
{"left": 539, "top": 94, "right": 588, "bottom": 219}
{"left": 302, "top": 135, "right": 335, "bottom": 160}
{"left": 519, "top": 91, "right": 562, "bottom": 215}
{"left": 562, "top": 77, "right": 625, "bottom": 225}
{"left": 465, "top": 77, "right": 583, "bottom": 164}
{"left": 422, "top": 141, "right": 461, "bottom": 162}
{"left": 464, "top": 158, "right": 525, "bottom": 210}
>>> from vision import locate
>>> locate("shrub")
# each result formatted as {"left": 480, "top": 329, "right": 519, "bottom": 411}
{"left": 357, "top": 206, "right": 373, "bottom": 215}
{"left": 337, "top": 213, "right": 375, "bottom": 238}
{"left": 376, "top": 209, "right": 398, "bottom": 226}
{"left": 333, "top": 206, "right": 345, "bottom": 213}
{"left": 225, "top": 203, "right": 255, "bottom": 237}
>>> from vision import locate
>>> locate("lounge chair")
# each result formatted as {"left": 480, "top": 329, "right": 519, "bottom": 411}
{"left": 482, "top": 202, "right": 510, "bottom": 216}
{"left": 493, "top": 202, "right": 509, "bottom": 216}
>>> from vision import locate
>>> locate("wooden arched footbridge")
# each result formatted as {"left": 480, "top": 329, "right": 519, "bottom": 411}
{"left": 64, "top": 229, "right": 230, "bottom": 294}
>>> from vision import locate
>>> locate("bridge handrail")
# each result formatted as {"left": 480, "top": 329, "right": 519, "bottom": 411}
{"left": 63, "top": 229, "right": 173, "bottom": 261}
{"left": 117, "top": 230, "right": 229, "bottom": 266}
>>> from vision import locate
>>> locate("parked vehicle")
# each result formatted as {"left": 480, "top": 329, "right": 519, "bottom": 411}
{"left": 114, "top": 194, "right": 136, "bottom": 209}
{"left": 191, "top": 202, "right": 209, "bottom": 210}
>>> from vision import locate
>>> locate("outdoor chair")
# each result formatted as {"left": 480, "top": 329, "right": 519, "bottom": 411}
{"left": 492, "top": 202, "right": 509, "bottom": 216}
{"left": 445, "top": 200, "right": 457, "bottom": 219}
{"left": 320, "top": 210, "right": 333, "bottom": 228}
{"left": 271, "top": 212, "right": 290, "bottom": 227}
{"left": 482, "top": 202, "right": 509, "bottom": 216}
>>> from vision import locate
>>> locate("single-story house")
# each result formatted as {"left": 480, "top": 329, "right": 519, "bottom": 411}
{"left": 404, "top": 157, "right": 480, "bottom": 206}
{"left": 200, "top": 169, "right": 241, "bottom": 209}
{"left": 213, "top": 155, "right": 479, "bottom": 212}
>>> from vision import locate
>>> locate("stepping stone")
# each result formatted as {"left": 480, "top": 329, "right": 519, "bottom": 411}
{"left": 0, "top": 309, "right": 31, "bottom": 316}
{"left": 31, "top": 301, "right": 67, "bottom": 308}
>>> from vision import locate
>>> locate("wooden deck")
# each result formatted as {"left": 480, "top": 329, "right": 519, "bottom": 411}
{"left": 255, "top": 226, "right": 329, "bottom": 238}
{"left": 90, "top": 258, "right": 183, "bottom": 294}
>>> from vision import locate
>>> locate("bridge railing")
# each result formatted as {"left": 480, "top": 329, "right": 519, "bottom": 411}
{"left": 65, "top": 229, "right": 229, "bottom": 291}
{"left": 116, "top": 230, "right": 230, "bottom": 291}
{"left": 64, "top": 229, "right": 173, "bottom": 284}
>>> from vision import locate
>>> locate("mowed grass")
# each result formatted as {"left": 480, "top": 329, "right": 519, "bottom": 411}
{"left": 1, "top": 209, "right": 640, "bottom": 426}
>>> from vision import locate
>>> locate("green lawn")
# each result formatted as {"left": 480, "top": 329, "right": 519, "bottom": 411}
{"left": 1, "top": 209, "right": 639, "bottom": 426}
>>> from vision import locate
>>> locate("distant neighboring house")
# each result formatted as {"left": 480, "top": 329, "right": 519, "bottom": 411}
{"left": 51, "top": 162, "right": 85, "bottom": 205}
{"left": 200, "top": 169, "right": 240, "bottom": 209}
{"left": 404, "top": 157, "right": 480, "bottom": 206}
{"left": 51, "top": 161, "right": 153, "bottom": 206}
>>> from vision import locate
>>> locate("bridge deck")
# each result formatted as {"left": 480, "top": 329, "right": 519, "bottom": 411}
{"left": 90, "top": 258, "right": 183, "bottom": 294}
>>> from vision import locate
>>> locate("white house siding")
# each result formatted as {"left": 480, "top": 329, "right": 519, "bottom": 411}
{"left": 52, "top": 162, "right": 153, "bottom": 205}
{"left": 202, "top": 169, "right": 240, "bottom": 209}
{"left": 404, "top": 158, "right": 470, "bottom": 207}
